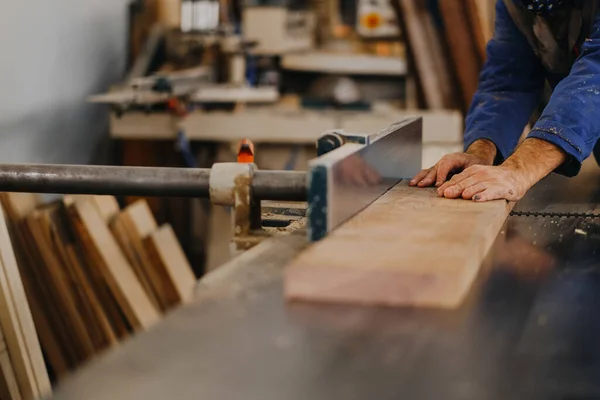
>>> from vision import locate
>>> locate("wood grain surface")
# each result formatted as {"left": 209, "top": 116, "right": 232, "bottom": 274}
{"left": 67, "top": 201, "right": 160, "bottom": 331}
{"left": 0, "top": 205, "right": 51, "bottom": 399}
{"left": 285, "top": 182, "right": 513, "bottom": 308}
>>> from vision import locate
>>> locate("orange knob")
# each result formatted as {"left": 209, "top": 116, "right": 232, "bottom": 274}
{"left": 237, "top": 139, "right": 255, "bottom": 163}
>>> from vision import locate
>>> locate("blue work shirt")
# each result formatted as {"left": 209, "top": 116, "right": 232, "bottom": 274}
{"left": 464, "top": 0, "right": 600, "bottom": 176}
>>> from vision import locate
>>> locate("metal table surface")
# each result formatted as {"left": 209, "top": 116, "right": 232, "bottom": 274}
{"left": 51, "top": 163, "right": 600, "bottom": 400}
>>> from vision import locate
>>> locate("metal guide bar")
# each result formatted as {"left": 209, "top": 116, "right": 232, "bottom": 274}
{"left": 0, "top": 164, "right": 307, "bottom": 201}
{"left": 308, "top": 117, "right": 423, "bottom": 242}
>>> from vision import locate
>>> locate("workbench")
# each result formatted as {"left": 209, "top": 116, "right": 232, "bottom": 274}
{"left": 49, "top": 160, "right": 600, "bottom": 400}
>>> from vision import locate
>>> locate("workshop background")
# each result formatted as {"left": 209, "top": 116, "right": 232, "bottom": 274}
{"left": 0, "top": 0, "right": 495, "bottom": 398}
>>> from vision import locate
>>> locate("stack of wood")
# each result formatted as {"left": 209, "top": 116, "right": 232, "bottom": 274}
{"left": 394, "top": 0, "right": 495, "bottom": 113}
{"left": 0, "top": 194, "right": 197, "bottom": 399}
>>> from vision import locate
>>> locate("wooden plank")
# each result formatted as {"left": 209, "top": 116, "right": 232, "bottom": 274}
{"left": 0, "top": 204, "right": 51, "bottom": 399}
{"left": 68, "top": 235, "right": 130, "bottom": 341}
{"left": 285, "top": 182, "right": 513, "bottom": 308}
{"left": 420, "top": 7, "right": 459, "bottom": 110}
{"left": 438, "top": 0, "right": 482, "bottom": 111}
{"left": 474, "top": 0, "right": 494, "bottom": 43}
{"left": 465, "top": 0, "right": 487, "bottom": 61}
{"left": 38, "top": 206, "right": 117, "bottom": 351}
{"left": 394, "top": 0, "right": 446, "bottom": 109}
{"left": 67, "top": 201, "right": 160, "bottom": 331}
{"left": 25, "top": 209, "right": 96, "bottom": 364}
{"left": 65, "top": 196, "right": 120, "bottom": 224}
{"left": 0, "top": 327, "right": 22, "bottom": 400}
{"left": 120, "top": 201, "right": 157, "bottom": 238}
{"left": 144, "top": 225, "right": 197, "bottom": 306}
{"left": 111, "top": 200, "right": 166, "bottom": 309}
{"left": 0, "top": 193, "right": 73, "bottom": 377}
{"left": 110, "top": 217, "right": 164, "bottom": 311}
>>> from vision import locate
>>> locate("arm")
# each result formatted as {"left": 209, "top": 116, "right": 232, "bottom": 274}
{"left": 463, "top": 0, "right": 546, "bottom": 161}
{"left": 524, "top": 13, "right": 600, "bottom": 177}
{"left": 411, "top": 0, "right": 545, "bottom": 188}
{"left": 438, "top": 11, "right": 600, "bottom": 202}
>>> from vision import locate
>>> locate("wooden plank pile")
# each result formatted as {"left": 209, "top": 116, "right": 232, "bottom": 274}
{"left": 0, "top": 194, "right": 196, "bottom": 399}
{"left": 393, "top": 0, "right": 494, "bottom": 113}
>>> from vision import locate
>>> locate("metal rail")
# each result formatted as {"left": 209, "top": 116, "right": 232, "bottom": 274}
{"left": 0, "top": 164, "right": 307, "bottom": 201}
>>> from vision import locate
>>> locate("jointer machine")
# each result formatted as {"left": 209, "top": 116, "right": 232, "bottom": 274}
{"left": 0, "top": 117, "right": 422, "bottom": 247}
{"left": 28, "top": 114, "right": 600, "bottom": 399}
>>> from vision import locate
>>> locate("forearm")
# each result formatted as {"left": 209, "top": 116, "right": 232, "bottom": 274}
{"left": 465, "top": 139, "right": 497, "bottom": 164}
{"left": 463, "top": 2, "right": 544, "bottom": 161}
{"left": 502, "top": 138, "right": 567, "bottom": 188}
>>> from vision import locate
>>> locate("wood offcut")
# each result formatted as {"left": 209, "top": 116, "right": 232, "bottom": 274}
{"left": 0, "top": 205, "right": 51, "bottom": 399}
{"left": 67, "top": 201, "right": 160, "bottom": 331}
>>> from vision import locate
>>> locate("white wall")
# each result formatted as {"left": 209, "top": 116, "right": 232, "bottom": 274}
{"left": 0, "top": 0, "right": 130, "bottom": 164}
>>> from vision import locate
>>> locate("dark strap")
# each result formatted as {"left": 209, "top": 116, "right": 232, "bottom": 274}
{"left": 503, "top": 0, "right": 540, "bottom": 55}
{"left": 579, "top": 0, "right": 598, "bottom": 43}
{"left": 505, "top": 0, "right": 598, "bottom": 61}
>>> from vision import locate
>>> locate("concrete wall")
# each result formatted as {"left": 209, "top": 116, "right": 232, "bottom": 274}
{"left": 0, "top": 0, "right": 130, "bottom": 164}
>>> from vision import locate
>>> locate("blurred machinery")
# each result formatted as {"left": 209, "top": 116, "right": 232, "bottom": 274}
{"left": 356, "top": 0, "right": 399, "bottom": 38}
{"left": 92, "top": 0, "right": 452, "bottom": 273}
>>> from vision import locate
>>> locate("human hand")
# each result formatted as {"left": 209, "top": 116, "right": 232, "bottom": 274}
{"left": 410, "top": 139, "right": 497, "bottom": 188}
{"left": 436, "top": 164, "right": 530, "bottom": 202}
{"left": 409, "top": 153, "right": 492, "bottom": 188}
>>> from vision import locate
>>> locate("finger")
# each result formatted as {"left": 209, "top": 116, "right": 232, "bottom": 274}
{"left": 417, "top": 168, "right": 438, "bottom": 187}
{"left": 437, "top": 174, "right": 462, "bottom": 196}
{"left": 473, "top": 187, "right": 507, "bottom": 202}
{"left": 410, "top": 168, "right": 432, "bottom": 186}
{"left": 462, "top": 182, "right": 488, "bottom": 200}
{"left": 436, "top": 166, "right": 481, "bottom": 195}
{"left": 435, "top": 155, "right": 466, "bottom": 186}
{"left": 442, "top": 175, "right": 485, "bottom": 199}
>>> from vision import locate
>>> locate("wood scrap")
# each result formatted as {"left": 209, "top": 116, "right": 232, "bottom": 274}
{"left": 394, "top": 0, "right": 448, "bottom": 109}
{"left": 62, "top": 198, "right": 130, "bottom": 339}
{"left": 419, "top": 5, "right": 459, "bottom": 110}
{"left": 37, "top": 206, "right": 117, "bottom": 351}
{"left": 438, "top": 0, "right": 483, "bottom": 111}
{"left": 144, "top": 225, "right": 197, "bottom": 306}
{"left": 110, "top": 217, "right": 164, "bottom": 311}
{"left": 25, "top": 208, "right": 96, "bottom": 364}
{"left": 0, "top": 204, "right": 51, "bottom": 399}
{"left": 121, "top": 200, "right": 158, "bottom": 238}
{"left": 64, "top": 195, "right": 120, "bottom": 224}
{"left": 0, "top": 328, "right": 21, "bottom": 400}
{"left": 474, "top": 0, "right": 495, "bottom": 43}
{"left": 285, "top": 182, "right": 513, "bottom": 308}
{"left": 465, "top": 0, "right": 488, "bottom": 62}
{"left": 111, "top": 200, "right": 165, "bottom": 310}
{"left": 0, "top": 193, "right": 72, "bottom": 378}
{"left": 67, "top": 201, "right": 160, "bottom": 331}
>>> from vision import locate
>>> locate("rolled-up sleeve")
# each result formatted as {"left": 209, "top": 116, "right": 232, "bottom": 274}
{"left": 464, "top": 0, "right": 545, "bottom": 161}
{"left": 527, "top": 14, "right": 600, "bottom": 176}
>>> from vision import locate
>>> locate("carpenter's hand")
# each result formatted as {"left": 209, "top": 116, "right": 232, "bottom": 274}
{"left": 436, "top": 165, "right": 530, "bottom": 202}
{"left": 409, "top": 152, "right": 492, "bottom": 188}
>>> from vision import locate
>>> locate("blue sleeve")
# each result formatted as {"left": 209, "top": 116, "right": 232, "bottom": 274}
{"left": 527, "top": 14, "right": 600, "bottom": 176}
{"left": 464, "top": 0, "right": 545, "bottom": 161}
